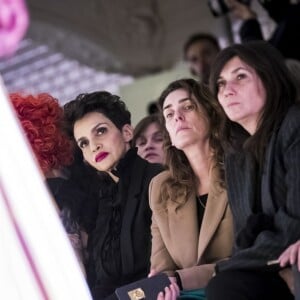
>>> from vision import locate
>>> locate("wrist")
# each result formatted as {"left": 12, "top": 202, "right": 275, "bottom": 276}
{"left": 174, "top": 271, "right": 183, "bottom": 290}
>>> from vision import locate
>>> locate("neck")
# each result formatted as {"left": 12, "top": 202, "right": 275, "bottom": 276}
{"left": 240, "top": 117, "right": 259, "bottom": 136}
{"left": 107, "top": 171, "right": 119, "bottom": 183}
{"left": 184, "top": 141, "right": 213, "bottom": 195}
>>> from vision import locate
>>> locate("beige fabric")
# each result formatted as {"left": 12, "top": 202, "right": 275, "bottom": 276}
{"left": 149, "top": 169, "right": 233, "bottom": 290}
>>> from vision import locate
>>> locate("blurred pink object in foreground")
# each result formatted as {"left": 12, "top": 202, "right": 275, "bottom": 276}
{"left": 0, "top": 0, "right": 29, "bottom": 57}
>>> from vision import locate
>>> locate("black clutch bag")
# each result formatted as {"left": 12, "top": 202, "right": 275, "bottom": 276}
{"left": 115, "top": 273, "right": 171, "bottom": 300}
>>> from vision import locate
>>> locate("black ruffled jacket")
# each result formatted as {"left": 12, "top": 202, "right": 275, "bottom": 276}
{"left": 85, "top": 148, "right": 163, "bottom": 299}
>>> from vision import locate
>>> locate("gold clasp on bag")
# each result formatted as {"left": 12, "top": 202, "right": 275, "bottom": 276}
{"left": 128, "top": 288, "right": 145, "bottom": 300}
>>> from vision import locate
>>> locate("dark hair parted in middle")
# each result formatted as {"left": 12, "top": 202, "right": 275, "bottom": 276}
{"left": 158, "top": 78, "right": 225, "bottom": 206}
{"left": 63, "top": 91, "right": 131, "bottom": 138}
{"left": 209, "top": 41, "right": 297, "bottom": 166}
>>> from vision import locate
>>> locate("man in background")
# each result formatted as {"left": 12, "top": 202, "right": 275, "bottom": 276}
{"left": 183, "top": 33, "right": 220, "bottom": 85}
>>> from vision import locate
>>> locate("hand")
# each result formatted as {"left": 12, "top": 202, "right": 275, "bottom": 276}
{"left": 278, "top": 240, "right": 300, "bottom": 271}
{"left": 225, "top": 0, "right": 256, "bottom": 20}
{"left": 157, "top": 282, "right": 180, "bottom": 300}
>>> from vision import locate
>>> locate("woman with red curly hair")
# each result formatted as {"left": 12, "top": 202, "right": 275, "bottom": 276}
{"left": 10, "top": 92, "right": 74, "bottom": 175}
{"left": 10, "top": 92, "right": 87, "bottom": 274}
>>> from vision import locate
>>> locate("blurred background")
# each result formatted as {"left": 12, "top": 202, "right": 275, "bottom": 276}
{"left": 0, "top": 0, "right": 275, "bottom": 125}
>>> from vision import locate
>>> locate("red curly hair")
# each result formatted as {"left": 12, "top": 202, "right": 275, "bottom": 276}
{"left": 10, "top": 93, "right": 74, "bottom": 174}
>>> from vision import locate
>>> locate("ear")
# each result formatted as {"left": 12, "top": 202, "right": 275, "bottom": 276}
{"left": 121, "top": 124, "right": 134, "bottom": 143}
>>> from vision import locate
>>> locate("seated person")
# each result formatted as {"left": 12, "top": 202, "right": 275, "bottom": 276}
{"left": 63, "top": 91, "right": 163, "bottom": 299}
{"left": 10, "top": 92, "right": 86, "bottom": 271}
{"left": 132, "top": 114, "right": 165, "bottom": 164}
{"left": 183, "top": 33, "right": 221, "bottom": 84}
{"left": 149, "top": 79, "right": 234, "bottom": 299}
{"left": 207, "top": 40, "right": 299, "bottom": 300}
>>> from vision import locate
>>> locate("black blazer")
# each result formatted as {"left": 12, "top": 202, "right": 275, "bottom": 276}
{"left": 218, "top": 104, "right": 300, "bottom": 272}
{"left": 88, "top": 149, "right": 163, "bottom": 299}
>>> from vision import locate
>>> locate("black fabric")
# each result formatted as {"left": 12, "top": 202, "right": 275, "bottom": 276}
{"left": 236, "top": 213, "right": 274, "bottom": 249}
{"left": 46, "top": 177, "right": 86, "bottom": 223}
{"left": 239, "top": 4, "right": 300, "bottom": 61}
{"left": 217, "top": 105, "right": 300, "bottom": 273}
{"left": 206, "top": 269, "right": 293, "bottom": 300}
{"left": 115, "top": 273, "right": 170, "bottom": 300}
{"left": 196, "top": 194, "right": 208, "bottom": 230}
{"left": 66, "top": 146, "right": 104, "bottom": 233}
{"left": 86, "top": 148, "right": 164, "bottom": 299}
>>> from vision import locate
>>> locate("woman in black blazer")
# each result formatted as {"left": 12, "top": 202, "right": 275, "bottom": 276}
{"left": 64, "top": 91, "right": 163, "bottom": 299}
{"left": 206, "top": 41, "right": 300, "bottom": 299}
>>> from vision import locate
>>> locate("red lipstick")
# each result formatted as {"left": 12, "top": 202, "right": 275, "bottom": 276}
{"left": 95, "top": 152, "right": 108, "bottom": 162}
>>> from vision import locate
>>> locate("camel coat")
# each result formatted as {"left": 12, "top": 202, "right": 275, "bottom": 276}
{"left": 149, "top": 168, "right": 233, "bottom": 290}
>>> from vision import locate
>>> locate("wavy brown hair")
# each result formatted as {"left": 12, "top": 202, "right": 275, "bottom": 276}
{"left": 157, "top": 78, "right": 225, "bottom": 207}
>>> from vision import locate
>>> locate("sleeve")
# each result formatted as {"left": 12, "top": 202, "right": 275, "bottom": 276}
{"left": 219, "top": 111, "right": 300, "bottom": 271}
{"left": 148, "top": 177, "right": 177, "bottom": 276}
{"left": 176, "top": 264, "right": 215, "bottom": 290}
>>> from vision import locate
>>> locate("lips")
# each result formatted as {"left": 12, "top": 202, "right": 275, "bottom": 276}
{"left": 176, "top": 127, "right": 190, "bottom": 134}
{"left": 145, "top": 152, "right": 158, "bottom": 159}
{"left": 95, "top": 152, "right": 109, "bottom": 162}
{"left": 227, "top": 102, "right": 239, "bottom": 108}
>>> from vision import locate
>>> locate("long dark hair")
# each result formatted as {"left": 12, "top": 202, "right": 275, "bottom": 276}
{"left": 209, "top": 41, "right": 296, "bottom": 167}
{"left": 158, "top": 78, "right": 225, "bottom": 206}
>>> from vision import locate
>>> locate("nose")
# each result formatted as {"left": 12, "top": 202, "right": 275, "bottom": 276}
{"left": 90, "top": 139, "right": 102, "bottom": 152}
{"left": 174, "top": 110, "right": 184, "bottom": 122}
{"left": 223, "top": 81, "right": 235, "bottom": 97}
{"left": 145, "top": 139, "right": 154, "bottom": 150}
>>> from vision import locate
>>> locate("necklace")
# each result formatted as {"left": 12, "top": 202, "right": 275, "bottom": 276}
{"left": 197, "top": 195, "right": 207, "bottom": 209}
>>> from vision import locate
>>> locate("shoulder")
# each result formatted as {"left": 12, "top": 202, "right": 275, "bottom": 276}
{"left": 134, "top": 155, "right": 164, "bottom": 178}
{"left": 282, "top": 104, "right": 300, "bottom": 125}
{"left": 150, "top": 170, "right": 171, "bottom": 185}
{"left": 277, "top": 104, "right": 300, "bottom": 144}
{"left": 149, "top": 171, "right": 170, "bottom": 208}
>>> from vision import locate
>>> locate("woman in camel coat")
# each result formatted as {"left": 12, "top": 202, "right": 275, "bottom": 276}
{"left": 149, "top": 79, "right": 234, "bottom": 299}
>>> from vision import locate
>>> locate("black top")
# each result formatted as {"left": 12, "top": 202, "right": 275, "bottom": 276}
{"left": 46, "top": 176, "right": 86, "bottom": 233}
{"left": 86, "top": 148, "right": 163, "bottom": 299}
{"left": 196, "top": 194, "right": 208, "bottom": 230}
{"left": 217, "top": 105, "right": 300, "bottom": 272}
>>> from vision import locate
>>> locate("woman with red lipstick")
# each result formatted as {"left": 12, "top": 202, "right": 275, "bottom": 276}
{"left": 148, "top": 78, "right": 234, "bottom": 299}
{"left": 206, "top": 41, "right": 299, "bottom": 299}
{"left": 63, "top": 91, "right": 163, "bottom": 299}
{"left": 132, "top": 114, "right": 165, "bottom": 165}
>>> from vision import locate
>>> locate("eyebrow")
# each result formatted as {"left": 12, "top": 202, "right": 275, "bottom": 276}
{"left": 218, "top": 66, "right": 249, "bottom": 79}
{"left": 76, "top": 122, "right": 107, "bottom": 144}
{"left": 163, "top": 97, "right": 190, "bottom": 110}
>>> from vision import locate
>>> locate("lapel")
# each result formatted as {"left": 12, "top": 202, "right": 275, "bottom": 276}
{"left": 120, "top": 155, "right": 147, "bottom": 272}
{"left": 261, "top": 131, "right": 277, "bottom": 214}
{"left": 166, "top": 192, "right": 199, "bottom": 267}
{"left": 197, "top": 166, "right": 227, "bottom": 261}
